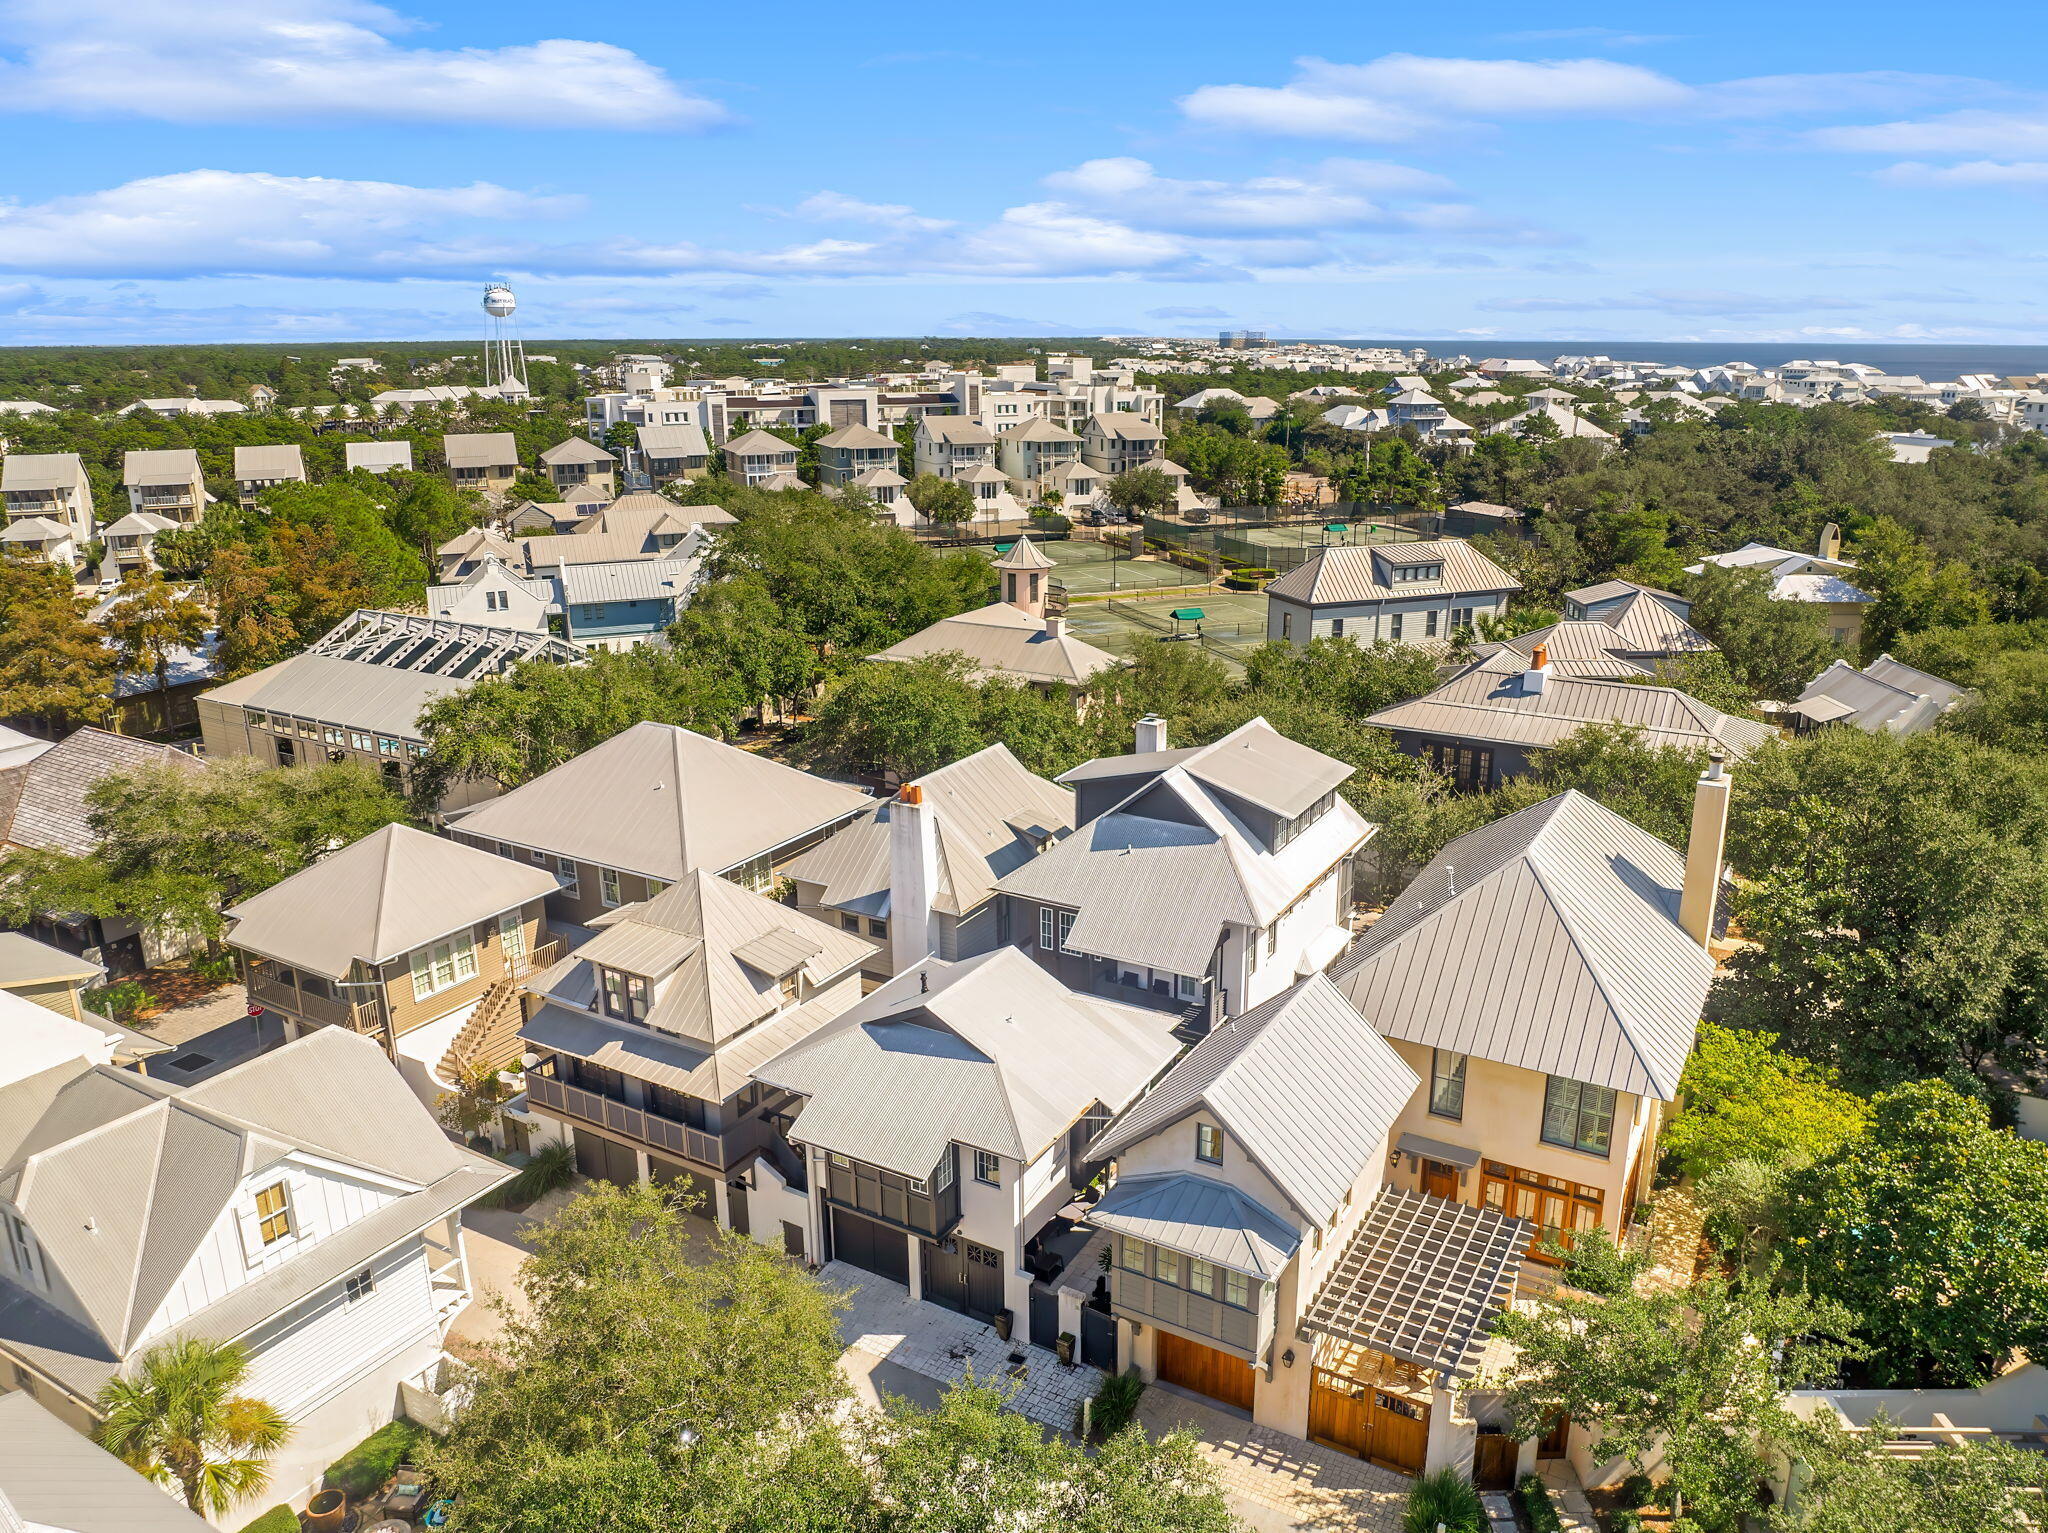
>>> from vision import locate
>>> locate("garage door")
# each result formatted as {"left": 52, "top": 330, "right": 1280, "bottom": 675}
{"left": 1156, "top": 1329, "right": 1256, "bottom": 1412}
{"left": 648, "top": 1156, "right": 716, "bottom": 1216}
{"left": 831, "top": 1208, "right": 910, "bottom": 1287}
{"left": 573, "top": 1129, "right": 638, "bottom": 1185}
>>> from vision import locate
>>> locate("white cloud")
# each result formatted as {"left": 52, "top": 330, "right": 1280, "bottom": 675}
{"left": 1879, "top": 159, "right": 2048, "bottom": 186}
{"left": 0, "top": 170, "right": 575, "bottom": 278}
{"left": 1480, "top": 290, "right": 1867, "bottom": 317}
{"left": 780, "top": 192, "right": 953, "bottom": 231}
{"left": 0, "top": 0, "right": 722, "bottom": 129}
{"left": 1038, "top": 156, "right": 1467, "bottom": 236}
{"left": 1813, "top": 110, "right": 2048, "bottom": 156}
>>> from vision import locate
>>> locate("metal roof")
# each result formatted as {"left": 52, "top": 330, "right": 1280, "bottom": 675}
{"left": 1796, "top": 656, "right": 1966, "bottom": 737}
{"left": 120, "top": 448, "right": 201, "bottom": 484}
{"left": 1089, "top": 1172, "right": 1301, "bottom": 1280}
{"left": 870, "top": 602, "right": 1120, "bottom": 688}
{"left": 345, "top": 440, "right": 414, "bottom": 472}
{"left": 444, "top": 432, "right": 519, "bottom": 468}
{"left": 202, "top": 652, "right": 471, "bottom": 739}
{"left": 722, "top": 428, "right": 799, "bottom": 457}
{"left": 638, "top": 423, "right": 710, "bottom": 458}
{"left": 0, "top": 728, "right": 202, "bottom": 858}
{"left": 1266, "top": 539, "right": 1521, "bottom": 607}
{"left": 1299, "top": 1188, "right": 1529, "bottom": 1379}
{"left": 233, "top": 443, "right": 305, "bottom": 479}
{"left": 816, "top": 423, "right": 896, "bottom": 449}
{"left": 754, "top": 948, "right": 1180, "bottom": 1176}
{"left": 226, "top": 823, "right": 555, "bottom": 975}
{"left": 1088, "top": 973, "right": 1416, "bottom": 1221}
{"left": 451, "top": 722, "right": 871, "bottom": 884}
{"left": 0, "top": 453, "right": 87, "bottom": 491}
{"left": 540, "top": 436, "right": 616, "bottom": 465}
{"left": 1331, "top": 790, "right": 1713, "bottom": 1100}
{"left": 0, "top": 1391, "right": 212, "bottom": 1531}
{"left": 0, "top": 932, "right": 100, "bottom": 987}
{"left": 557, "top": 557, "right": 696, "bottom": 605}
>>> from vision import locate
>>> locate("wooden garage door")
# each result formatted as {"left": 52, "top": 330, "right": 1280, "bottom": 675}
{"left": 1156, "top": 1329, "right": 1256, "bottom": 1412}
{"left": 831, "top": 1208, "right": 910, "bottom": 1287}
{"left": 1308, "top": 1371, "right": 1429, "bottom": 1474}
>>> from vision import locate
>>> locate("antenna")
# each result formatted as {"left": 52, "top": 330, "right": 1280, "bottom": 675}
{"left": 481, "top": 280, "right": 528, "bottom": 396}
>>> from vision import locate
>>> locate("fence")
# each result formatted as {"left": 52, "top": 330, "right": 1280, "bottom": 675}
{"left": 1105, "top": 600, "right": 1265, "bottom": 664}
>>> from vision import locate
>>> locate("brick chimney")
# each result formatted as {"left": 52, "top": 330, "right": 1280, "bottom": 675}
{"left": 1135, "top": 714, "right": 1168, "bottom": 753}
{"left": 1679, "top": 752, "right": 1731, "bottom": 948}
{"left": 888, "top": 783, "right": 938, "bottom": 973}
{"left": 1522, "top": 641, "right": 1551, "bottom": 696}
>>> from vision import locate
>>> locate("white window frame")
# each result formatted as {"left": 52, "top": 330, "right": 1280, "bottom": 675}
{"left": 1196, "top": 1123, "right": 1224, "bottom": 1165}
{"left": 344, "top": 1267, "right": 375, "bottom": 1306}
{"left": 600, "top": 868, "right": 623, "bottom": 907}
{"left": 253, "top": 1181, "right": 294, "bottom": 1246}
{"left": 411, "top": 934, "right": 478, "bottom": 1001}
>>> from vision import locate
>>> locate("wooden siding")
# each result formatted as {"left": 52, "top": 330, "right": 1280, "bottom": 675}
{"left": 4, "top": 979, "right": 82, "bottom": 1019}
{"left": 377, "top": 900, "right": 545, "bottom": 1038}
{"left": 239, "top": 1240, "right": 439, "bottom": 1416}
{"left": 1113, "top": 1268, "right": 1260, "bottom": 1355}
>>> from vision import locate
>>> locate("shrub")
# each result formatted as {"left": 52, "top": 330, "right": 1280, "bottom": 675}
{"left": 323, "top": 1418, "right": 425, "bottom": 1500}
{"left": 83, "top": 980, "right": 154, "bottom": 1022}
{"left": 1517, "top": 1471, "right": 1565, "bottom": 1533}
{"left": 191, "top": 952, "right": 240, "bottom": 986}
{"left": 1028, "top": 510, "right": 1071, "bottom": 534}
{"left": 1077, "top": 1370, "right": 1145, "bottom": 1438}
{"left": 1618, "top": 1471, "right": 1656, "bottom": 1508}
{"left": 235, "top": 1507, "right": 299, "bottom": 1533}
{"left": 484, "top": 1140, "right": 574, "bottom": 1209}
{"left": 1404, "top": 1467, "right": 1484, "bottom": 1533}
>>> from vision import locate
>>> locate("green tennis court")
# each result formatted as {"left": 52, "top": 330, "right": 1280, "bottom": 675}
{"left": 980, "top": 539, "right": 1198, "bottom": 594}
{"left": 1226, "top": 521, "right": 1402, "bottom": 552}
{"left": 1062, "top": 591, "right": 1272, "bottom": 664}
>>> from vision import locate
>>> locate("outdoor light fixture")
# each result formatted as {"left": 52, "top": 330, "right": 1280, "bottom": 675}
{"left": 1282, "top": 1348, "right": 1296, "bottom": 1368}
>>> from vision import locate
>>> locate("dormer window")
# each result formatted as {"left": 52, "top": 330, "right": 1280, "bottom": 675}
{"left": 601, "top": 968, "right": 649, "bottom": 1023}
{"left": 254, "top": 1182, "right": 293, "bottom": 1245}
{"left": 3, "top": 1212, "right": 42, "bottom": 1287}
{"left": 1388, "top": 562, "right": 1444, "bottom": 583}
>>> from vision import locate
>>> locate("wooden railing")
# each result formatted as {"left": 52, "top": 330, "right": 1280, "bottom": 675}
{"left": 246, "top": 971, "right": 379, "bottom": 1033}
{"left": 525, "top": 1072, "right": 729, "bottom": 1169}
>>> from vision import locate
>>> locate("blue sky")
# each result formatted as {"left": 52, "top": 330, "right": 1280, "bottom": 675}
{"left": 0, "top": 0, "right": 2044, "bottom": 345}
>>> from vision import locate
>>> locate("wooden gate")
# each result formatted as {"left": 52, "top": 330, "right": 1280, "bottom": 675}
{"left": 1473, "top": 1431, "right": 1517, "bottom": 1490}
{"left": 1156, "top": 1329, "right": 1256, "bottom": 1411}
{"left": 1308, "top": 1370, "right": 1429, "bottom": 1474}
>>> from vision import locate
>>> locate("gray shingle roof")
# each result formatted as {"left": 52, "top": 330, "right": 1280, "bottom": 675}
{"left": 1331, "top": 790, "right": 1712, "bottom": 1100}
{"left": 1089, "top": 1172, "right": 1301, "bottom": 1280}
{"left": 225, "top": 823, "right": 555, "bottom": 975}
{"left": 0, "top": 1391, "right": 212, "bottom": 1531}
{"left": 754, "top": 948, "right": 1180, "bottom": 1176}
{"left": 0, "top": 729, "right": 202, "bottom": 858}
{"left": 1266, "top": 539, "right": 1520, "bottom": 607}
{"left": 1087, "top": 973, "right": 1418, "bottom": 1223}
{"left": 451, "top": 721, "right": 870, "bottom": 884}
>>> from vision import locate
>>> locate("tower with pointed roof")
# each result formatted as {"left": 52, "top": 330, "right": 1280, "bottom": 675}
{"left": 993, "top": 534, "right": 1054, "bottom": 619}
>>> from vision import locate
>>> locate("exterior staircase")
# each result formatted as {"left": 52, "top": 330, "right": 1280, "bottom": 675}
{"left": 438, "top": 978, "right": 526, "bottom": 1084}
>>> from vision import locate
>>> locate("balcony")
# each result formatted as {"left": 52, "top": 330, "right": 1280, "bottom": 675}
{"left": 822, "top": 1149, "right": 961, "bottom": 1240}
{"left": 525, "top": 1071, "right": 734, "bottom": 1170}
{"left": 1111, "top": 1267, "right": 1262, "bottom": 1355}
{"left": 245, "top": 966, "right": 381, "bottom": 1034}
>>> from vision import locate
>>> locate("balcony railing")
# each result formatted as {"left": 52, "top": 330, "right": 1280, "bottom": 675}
{"left": 525, "top": 1071, "right": 731, "bottom": 1169}
{"left": 246, "top": 970, "right": 381, "bottom": 1033}
{"left": 1111, "top": 1268, "right": 1261, "bottom": 1355}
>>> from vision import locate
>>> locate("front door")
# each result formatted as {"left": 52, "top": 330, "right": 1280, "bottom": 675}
{"left": 1156, "top": 1329, "right": 1256, "bottom": 1412}
{"left": 1421, "top": 1159, "right": 1460, "bottom": 1201}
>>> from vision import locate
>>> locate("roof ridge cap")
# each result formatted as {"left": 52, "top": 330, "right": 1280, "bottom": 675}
{"left": 1521, "top": 854, "right": 1653, "bottom": 1094}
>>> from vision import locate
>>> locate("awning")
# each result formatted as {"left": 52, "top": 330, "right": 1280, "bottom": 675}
{"left": 1170, "top": 608, "right": 1206, "bottom": 621}
{"left": 1396, "top": 1133, "right": 1481, "bottom": 1171}
{"left": 1089, "top": 1171, "right": 1301, "bottom": 1281}
{"left": 1299, "top": 1187, "right": 1529, "bottom": 1380}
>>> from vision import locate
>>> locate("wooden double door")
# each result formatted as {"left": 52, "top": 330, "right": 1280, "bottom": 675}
{"left": 921, "top": 1237, "right": 1005, "bottom": 1323}
{"left": 1156, "top": 1329, "right": 1256, "bottom": 1412}
{"left": 1308, "top": 1370, "right": 1429, "bottom": 1474}
{"left": 831, "top": 1208, "right": 910, "bottom": 1287}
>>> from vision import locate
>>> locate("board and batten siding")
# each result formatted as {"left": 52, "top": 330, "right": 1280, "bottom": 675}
{"left": 239, "top": 1239, "right": 438, "bottom": 1416}
{"left": 136, "top": 1159, "right": 403, "bottom": 1342}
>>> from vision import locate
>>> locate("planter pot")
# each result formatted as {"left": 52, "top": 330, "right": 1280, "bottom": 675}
{"left": 993, "top": 1309, "right": 1013, "bottom": 1342}
{"left": 304, "top": 1489, "right": 348, "bottom": 1532}
{"left": 1056, "top": 1334, "right": 1075, "bottom": 1366}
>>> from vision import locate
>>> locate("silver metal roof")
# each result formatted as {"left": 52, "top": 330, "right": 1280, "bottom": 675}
{"left": 1266, "top": 539, "right": 1520, "bottom": 607}
{"left": 1089, "top": 1171, "right": 1301, "bottom": 1280}
{"left": 540, "top": 436, "right": 616, "bottom": 464}
{"left": 1088, "top": 973, "right": 1418, "bottom": 1223}
{"left": 870, "top": 603, "right": 1120, "bottom": 688}
{"left": 233, "top": 443, "right": 305, "bottom": 479}
{"left": 0, "top": 452, "right": 87, "bottom": 492}
{"left": 1331, "top": 790, "right": 1713, "bottom": 1100}
{"left": 556, "top": 556, "right": 696, "bottom": 605}
{"left": 638, "top": 423, "right": 709, "bottom": 458}
{"left": 444, "top": 431, "right": 519, "bottom": 468}
{"left": 1299, "top": 1187, "right": 1528, "bottom": 1379}
{"left": 345, "top": 440, "right": 414, "bottom": 471}
{"left": 1797, "top": 655, "right": 1966, "bottom": 737}
{"left": 0, "top": 1391, "right": 212, "bottom": 1530}
{"left": 120, "top": 448, "right": 202, "bottom": 484}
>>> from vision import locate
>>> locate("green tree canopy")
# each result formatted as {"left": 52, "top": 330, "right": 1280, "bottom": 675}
{"left": 1662, "top": 1023, "right": 1870, "bottom": 1183}
{"left": 1104, "top": 465, "right": 1178, "bottom": 515}
{"left": 100, "top": 568, "right": 211, "bottom": 701}
{"left": 1684, "top": 563, "right": 1844, "bottom": 698}
{"left": 905, "top": 473, "right": 974, "bottom": 524}
{"left": 1769, "top": 1411, "right": 2048, "bottom": 1533}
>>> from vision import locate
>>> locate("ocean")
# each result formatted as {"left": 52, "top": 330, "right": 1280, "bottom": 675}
{"left": 1315, "top": 340, "right": 2048, "bottom": 378}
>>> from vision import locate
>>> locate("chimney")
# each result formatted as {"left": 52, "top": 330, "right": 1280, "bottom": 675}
{"left": 1817, "top": 521, "right": 1841, "bottom": 562}
{"left": 1045, "top": 614, "right": 1064, "bottom": 639}
{"left": 1134, "top": 714, "right": 1169, "bottom": 753}
{"left": 888, "top": 783, "right": 939, "bottom": 974}
{"left": 1522, "top": 642, "right": 1551, "bottom": 696}
{"left": 1679, "top": 752, "right": 1731, "bottom": 948}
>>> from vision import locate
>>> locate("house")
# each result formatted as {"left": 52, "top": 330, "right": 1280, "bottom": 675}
{"left": 815, "top": 423, "right": 901, "bottom": 489}
{"left": 1466, "top": 617, "right": 1713, "bottom": 681}
{"left": 232, "top": 445, "right": 307, "bottom": 508}
{"left": 997, "top": 419, "right": 1085, "bottom": 505}
{"left": 120, "top": 449, "right": 207, "bottom": 523}
{"left": 1082, "top": 971, "right": 1530, "bottom": 1476}
{"left": 638, "top": 423, "right": 712, "bottom": 484}
{"left": 1564, "top": 578, "right": 1691, "bottom": 626}
{"left": 1481, "top": 402, "right": 1614, "bottom": 443}
{"left": 97, "top": 511, "right": 182, "bottom": 576}
{"left": 442, "top": 433, "right": 520, "bottom": 496}
{"left": 0, "top": 932, "right": 168, "bottom": 1070}
{"left": 1787, "top": 654, "right": 1967, "bottom": 736}
{"left": 0, "top": 1391, "right": 212, "bottom": 1531}
{"left": 0, "top": 728, "right": 204, "bottom": 975}
{"left": 446, "top": 721, "right": 871, "bottom": 925}
{"left": 118, "top": 397, "right": 246, "bottom": 418}
{"left": 1080, "top": 412, "right": 1168, "bottom": 478}
{"left": 344, "top": 440, "right": 414, "bottom": 475}
{"left": 434, "top": 526, "right": 520, "bottom": 581}
{"left": 516, "top": 493, "right": 731, "bottom": 573}
{"left": 1878, "top": 430, "right": 1954, "bottom": 464}
{"left": 1264, "top": 540, "right": 1521, "bottom": 648}
{"left": 516, "top": 869, "right": 871, "bottom": 1226}
{"left": 720, "top": 428, "right": 802, "bottom": 487}
{"left": 538, "top": 436, "right": 618, "bottom": 497}
{"left": 1331, "top": 784, "right": 1724, "bottom": 1270}
{"left": 784, "top": 743, "right": 1073, "bottom": 980}
{"left": 0, "top": 1027, "right": 512, "bottom": 1524}
{"left": 1, "top": 453, "right": 95, "bottom": 543}
{"left": 1365, "top": 647, "right": 1776, "bottom": 791}
{"left": 868, "top": 535, "right": 1119, "bottom": 692}
{"left": 751, "top": 947, "right": 1181, "bottom": 1328}
{"left": 997, "top": 716, "right": 1371, "bottom": 1026}
{"left": 197, "top": 611, "right": 585, "bottom": 811}
{"left": 554, "top": 557, "right": 697, "bottom": 652}
{"left": 1687, "top": 524, "right": 1872, "bottom": 648}
{"left": 913, "top": 416, "right": 1000, "bottom": 481}
{"left": 424, "top": 558, "right": 553, "bottom": 632}
{"left": 225, "top": 823, "right": 557, "bottom": 1108}
{"left": 0, "top": 517, "right": 79, "bottom": 568}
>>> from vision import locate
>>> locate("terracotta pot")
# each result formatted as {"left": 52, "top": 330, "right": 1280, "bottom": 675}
{"left": 304, "top": 1488, "right": 348, "bottom": 1532}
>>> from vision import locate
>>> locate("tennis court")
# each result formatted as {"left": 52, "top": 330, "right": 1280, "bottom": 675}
{"left": 980, "top": 539, "right": 1199, "bottom": 595}
{"left": 1062, "top": 591, "right": 1272, "bottom": 665}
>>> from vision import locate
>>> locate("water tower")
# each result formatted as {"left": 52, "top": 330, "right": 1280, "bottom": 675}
{"left": 481, "top": 281, "right": 528, "bottom": 394}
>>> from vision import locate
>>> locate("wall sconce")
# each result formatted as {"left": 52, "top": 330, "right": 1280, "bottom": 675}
{"left": 1281, "top": 1348, "right": 1296, "bottom": 1368}
{"left": 1130, "top": 1321, "right": 1143, "bottom": 1336}
{"left": 1388, "top": 1148, "right": 1403, "bottom": 1170}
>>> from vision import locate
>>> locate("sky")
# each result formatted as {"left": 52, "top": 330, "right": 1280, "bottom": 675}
{"left": 0, "top": 0, "right": 2044, "bottom": 346}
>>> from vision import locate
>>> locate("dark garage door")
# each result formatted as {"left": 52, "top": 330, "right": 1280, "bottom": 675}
{"left": 647, "top": 1156, "right": 717, "bottom": 1216}
{"left": 831, "top": 1208, "right": 910, "bottom": 1286}
{"left": 574, "top": 1129, "right": 638, "bottom": 1185}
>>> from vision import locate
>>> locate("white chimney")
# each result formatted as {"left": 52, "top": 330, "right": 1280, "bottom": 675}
{"left": 1817, "top": 521, "right": 1842, "bottom": 562}
{"left": 1135, "top": 714, "right": 1169, "bottom": 753}
{"left": 1679, "top": 753, "right": 1731, "bottom": 948}
{"left": 888, "top": 783, "right": 939, "bottom": 974}
{"left": 1045, "top": 614, "right": 1064, "bottom": 639}
{"left": 1522, "top": 642, "right": 1551, "bottom": 696}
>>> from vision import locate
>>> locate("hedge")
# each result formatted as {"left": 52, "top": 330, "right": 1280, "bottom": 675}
{"left": 1517, "top": 1472, "right": 1565, "bottom": 1533}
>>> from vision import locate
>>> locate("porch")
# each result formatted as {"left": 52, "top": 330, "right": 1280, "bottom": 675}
{"left": 244, "top": 958, "right": 381, "bottom": 1034}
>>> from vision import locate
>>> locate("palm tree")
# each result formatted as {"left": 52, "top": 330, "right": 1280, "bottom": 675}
{"left": 95, "top": 1338, "right": 291, "bottom": 1517}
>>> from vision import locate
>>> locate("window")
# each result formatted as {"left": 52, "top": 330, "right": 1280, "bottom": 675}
{"left": 1153, "top": 1248, "right": 1179, "bottom": 1286}
{"left": 1542, "top": 1076, "right": 1617, "bottom": 1156}
{"left": 1429, "top": 1050, "right": 1468, "bottom": 1120}
{"left": 1120, "top": 1236, "right": 1146, "bottom": 1272}
{"left": 933, "top": 1152, "right": 954, "bottom": 1192}
{"left": 1280, "top": 612, "right": 1293, "bottom": 641}
{"left": 485, "top": 589, "right": 509, "bottom": 612}
{"left": 1177, "top": 972, "right": 1202, "bottom": 1001}
{"left": 3, "top": 1213, "right": 40, "bottom": 1286}
{"left": 1425, "top": 609, "right": 1440, "bottom": 638}
{"left": 1450, "top": 606, "right": 1475, "bottom": 631}
{"left": 906, "top": 1176, "right": 927, "bottom": 1195}
{"left": 379, "top": 737, "right": 400, "bottom": 755}
{"left": 974, "top": 1149, "right": 1001, "bottom": 1185}
{"left": 1037, "top": 905, "right": 1075, "bottom": 952}
{"left": 600, "top": 868, "right": 623, "bottom": 907}
{"left": 349, "top": 732, "right": 372, "bottom": 750}
{"left": 840, "top": 913, "right": 861, "bottom": 932}
{"left": 1196, "top": 1123, "right": 1223, "bottom": 1164}
{"left": 323, "top": 726, "right": 344, "bottom": 744}
{"left": 254, "top": 1182, "right": 293, "bottom": 1245}
{"left": 777, "top": 970, "right": 800, "bottom": 1004}
{"left": 1330, "top": 618, "right": 1345, "bottom": 637}
{"left": 602, "top": 968, "right": 649, "bottom": 1022}
{"left": 1223, "top": 1270, "right": 1249, "bottom": 1308}
{"left": 556, "top": 857, "right": 580, "bottom": 898}
{"left": 1388, "top": 613, "right": 1404, "bottom": 642}
{"left": 344, "top": 1268, "right": 375, "bottom": 1305}
{"left": 1266, "top": 923, "right": 1279, "bottom": 959}
{"left": 410, "top": 935, "right": 478, "bottom": 1001}
{"left": 1187, "top": 1257, "right": 1214, "bottom": 1296}
{"left": 868, "top": 918, "right": 887, "bottom": 937}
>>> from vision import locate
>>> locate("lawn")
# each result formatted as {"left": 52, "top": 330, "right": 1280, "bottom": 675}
{"left": 323, "top": 1417, "right": 427, "bottom": 1501}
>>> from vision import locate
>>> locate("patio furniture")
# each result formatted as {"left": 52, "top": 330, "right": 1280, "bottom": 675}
{"left": 382, "top": 1466, "right": 430, "bottom": 1519}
